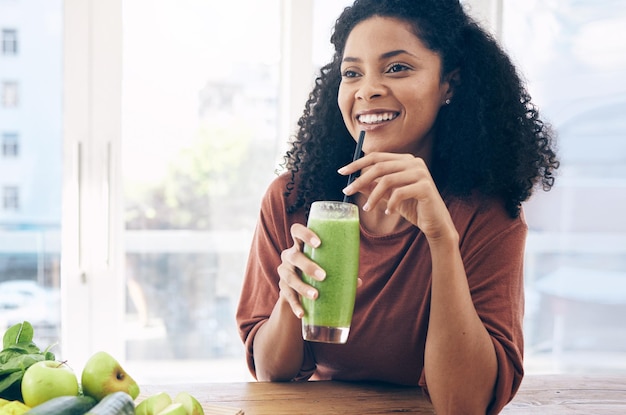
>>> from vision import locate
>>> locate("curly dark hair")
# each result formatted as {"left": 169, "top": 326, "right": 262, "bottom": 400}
{"left": 282, "top": 0, "right": 559, "bottom": 218}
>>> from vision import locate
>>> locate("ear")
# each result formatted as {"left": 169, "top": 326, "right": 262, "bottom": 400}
{"left": 441, "top": 68, "right": 460, "bottom": 105}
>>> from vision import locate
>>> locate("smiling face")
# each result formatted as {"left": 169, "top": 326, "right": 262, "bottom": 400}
{"left": 338, "top": 16, "right": 453, "bottom": 158}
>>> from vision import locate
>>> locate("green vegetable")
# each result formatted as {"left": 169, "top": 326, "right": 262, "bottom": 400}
{"left": 24, "top": 395, "right": 97, "bottom": 415}
{"left": 85, "top": 391, "right": 135, "bottom": 415}
{"left": 0, "top": 322, "right": 55, "bottom": 401}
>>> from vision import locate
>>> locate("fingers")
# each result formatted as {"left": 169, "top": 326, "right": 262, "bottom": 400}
{"left": 362, "top": 168, "right": 419, "bottom": 213}
{"left": 339, "top": 152, "right": 457, "bottom": 241}
{"left": 277, "top": 267, "right": 306, "bottom": 319}
{"left": 287, "top": 224, "right": 326, "bottom": 281}
{"left": 341, "top": 153, "right": 431, "bottom": 212}
{"left": 290, "top": 223, "right": 321, "bottom": 249}
{"left": 277, "top": 224, "right": 326, "bottom": 318}
{"left": 339, "top": 151, "right": 412, "bottom": 175}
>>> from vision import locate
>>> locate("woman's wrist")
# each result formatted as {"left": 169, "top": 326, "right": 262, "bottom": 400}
{"left": 425, "top": 224, "right": 459, "bottom": 249}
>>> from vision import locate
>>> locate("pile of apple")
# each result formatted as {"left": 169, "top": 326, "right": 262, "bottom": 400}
{"left": 21, "top": 352, "right": 139, "bottom": 408}
{"left": 0, "top": 319, "right": 205, "bottom": 415}
{"left": 21, "top": 351, "right": 138, "bottom": 407}
{"left": 20, "top": 351, "right": 205, "bottom": 415}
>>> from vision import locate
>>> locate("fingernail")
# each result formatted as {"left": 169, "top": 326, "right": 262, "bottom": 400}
{"left": 307, "top": 289, "right": 317, "bottom": 299}
{"left": 363, "top": 202, "right": 370, "bottom": 212}
{"left": 311, "top": 237, "right": 321, "bottom": 247}
{"left": 296, "top": 310, "right": 304, "bottom": 318}
{"left": 337, "top": 167, "right": 347, "bottom": 174}
{"left": 385, "top": 208, "right": 391, "bottom": 215}
{"left": 342, "top": 185, "right": 353, "bottom": 194}
{"left": 315, "top": 269, "right": 326, "bottom": 280}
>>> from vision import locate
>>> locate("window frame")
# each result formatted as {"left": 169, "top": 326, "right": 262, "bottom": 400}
{"left": 2, "top": 28, "right": 18, "bottom": 55}
{"left": 2, "top": 81, "right": 19, "bottom": 107}
{"left": 62, "top": 0, "right": 124, "bottom": 366}
{"left": 2, "top": 132, "right": 19, "bottom": 157}
{"left": 2, "top": 185, "right": 19, "bottom": 211}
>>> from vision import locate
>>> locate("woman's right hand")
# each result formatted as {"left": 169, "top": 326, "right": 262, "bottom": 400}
{"left": 277, "top": 223, "right": 326, "bottom": 318}
{"left": 253, "top": 222, "right": 323, "bottom": 381}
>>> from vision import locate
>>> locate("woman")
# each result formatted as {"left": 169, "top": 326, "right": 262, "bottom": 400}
{"left": 236, "top": 0, "right": 558, "bottom": 414}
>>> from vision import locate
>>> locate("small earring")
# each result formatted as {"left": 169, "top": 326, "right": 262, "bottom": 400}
{"left": 444, "top": 98, "right": 451, "bottom": 105}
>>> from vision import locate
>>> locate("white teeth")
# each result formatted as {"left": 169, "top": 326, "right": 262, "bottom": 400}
{"left": 358, "top": 112, "right": 398, "bottom": 124}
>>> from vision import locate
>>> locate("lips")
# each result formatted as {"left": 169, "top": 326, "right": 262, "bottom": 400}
{"left": 357, "top": 111, "right": 399, "bottom": 125}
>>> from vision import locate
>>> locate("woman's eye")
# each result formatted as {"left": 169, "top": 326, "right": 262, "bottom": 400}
{"left": 341, "top": 69, "right": 359, "bottom": 78}
{"left": 387, "top": 63, "right": 410, "bottom": 73}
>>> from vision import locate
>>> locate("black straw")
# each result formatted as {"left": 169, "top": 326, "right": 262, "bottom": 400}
{"left": 343, "top": 130, "right": 366, "bottom": 203}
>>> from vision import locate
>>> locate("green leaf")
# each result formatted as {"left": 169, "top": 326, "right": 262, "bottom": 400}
{"left": 5, "top": 342, "right": 42, "bottom": 355}
{"left": 2, "top": 354, "right": 46, "bottom": 370}
{"left": 0, "top": 366, "right": 21, "bottom": 377}
{"left": 0, "top": 342, "right": 41, "bottom": 365}
{"left": 0, "top": 322, "right": 54, "bottom": 401}
{"left": 2, "top": 322, "right": 34, "bottom": 349}
{"left": 0, "top": 371, "right": 24, "bottom": 400}
{"left": 43, "top": 343, "right": 57, "bottom": 361}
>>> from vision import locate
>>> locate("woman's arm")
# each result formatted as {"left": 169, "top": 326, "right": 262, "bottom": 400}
{"left": 341, "top": 152, "right": 498, "bottom": 414}
{"left": 424, "top": 231, "right": 497, "bottom": 414}
{"left": 252, "top": 296, "right": 305, "bottom": 381}
{"left": 251, "top": 224, "right": 327, "bottom": 381}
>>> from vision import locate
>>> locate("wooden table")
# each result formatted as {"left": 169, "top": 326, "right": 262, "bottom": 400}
{"left": 503, "top": 375, "right": 626, "bottom": 414}
{"left": 139, "top": 374, "right": 626, "bottom": 414}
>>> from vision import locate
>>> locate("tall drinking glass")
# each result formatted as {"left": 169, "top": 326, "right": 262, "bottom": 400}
{"left": 301, "top": 201, "right": 360, "bottom": 343}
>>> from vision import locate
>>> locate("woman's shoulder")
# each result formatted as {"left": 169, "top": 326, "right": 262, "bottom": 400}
{"left": 259, "top": 172, "right": 305, "bottom": 222}
{"left": 445, "top": 191, "right": 527, "bottom": 232}
{"left": 259, "top": 172, "right": 289, "bottom": 209}
{"left": 264, "top": 171, "right": 290, "bottom": 193}
{"left": 444, "top": 192, "right": 528, "bottom": 263}
{"left": 261, "top": 172, "right": 296, "bottom": 205}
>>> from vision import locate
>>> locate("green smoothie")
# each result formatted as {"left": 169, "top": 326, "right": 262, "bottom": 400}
{"left": 301, "top": 202, "right": 359, "bottom": 342}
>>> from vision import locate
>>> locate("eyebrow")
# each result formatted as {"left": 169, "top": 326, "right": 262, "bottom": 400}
{"left": 342, "top": 49, "right": 417, "bottom": 63}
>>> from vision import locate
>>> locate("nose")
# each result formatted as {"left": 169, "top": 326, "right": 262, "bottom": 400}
{"left": 355, "top": 74, "right": 386, "bottom": 101}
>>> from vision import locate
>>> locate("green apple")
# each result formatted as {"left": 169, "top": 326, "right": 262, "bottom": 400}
{"left": 136, "top": 392, "right": 173, "bottom": 415}
{"left": 81, "top": 351, "right": 140, "bottom": 401}
{"left": 20, "top": 360, "right": 80, "bottom": 407}
{"left": 158, "top": 403, "right": 187, "bottom": 415}
{"left": 174, "top": 392, "right": 204, "bottom": 415}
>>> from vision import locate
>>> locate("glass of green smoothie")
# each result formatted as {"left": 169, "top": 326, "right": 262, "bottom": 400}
{"left": 301, "top": 200, "right": 360, "bottom": 343}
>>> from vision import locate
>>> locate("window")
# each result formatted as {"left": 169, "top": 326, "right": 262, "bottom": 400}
{"left": 0, "top": 1, "right": 63, "bottom": 351}
{"left": 503, "top": 0, "right": 626, "bottom": 374}
{"left": 3, "top": 0, "right": 617, "bottom": 383}
{"left": 121, "top": 0, "right": 281, "bottom": 382}
{"left": 2, "top": 29, "right": 18, "bottom": 55}
{"left": 2, "top": 132, "right": 19, "bottom": 157}
{"left": 2, "top": 81, "right": 18, "bottom": 107}
{"left": 2, "top": 186, "right": 19, "bottom": 211}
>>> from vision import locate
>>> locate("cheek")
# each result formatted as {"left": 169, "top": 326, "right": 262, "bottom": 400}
{"left": 337, "top": 86, "right": 352, "bottom": 118}
{"left": 404, "top": 89, "right": 441, "bottom": 117}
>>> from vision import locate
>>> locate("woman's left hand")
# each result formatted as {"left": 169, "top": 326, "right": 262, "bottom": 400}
{"left": 339, "top": 152, "right": 456, "bottom": 243}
